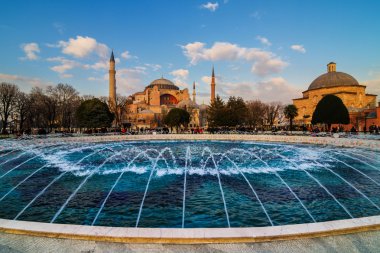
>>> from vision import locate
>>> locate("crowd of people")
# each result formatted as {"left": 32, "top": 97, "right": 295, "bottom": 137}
{"left": 5, "top": 123, "right": 380, "bottom": 139}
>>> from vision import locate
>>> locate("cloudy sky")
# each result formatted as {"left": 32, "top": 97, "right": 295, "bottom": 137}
{"left": 1, "top": 0, "right": 379, "bottom": 104}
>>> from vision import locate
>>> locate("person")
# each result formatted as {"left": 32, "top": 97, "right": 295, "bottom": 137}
{"left": 350, "top": 126, "right": 357, "bottom": 133}
{"left": 363, "top": 126, "right": 367, "bottom": 134}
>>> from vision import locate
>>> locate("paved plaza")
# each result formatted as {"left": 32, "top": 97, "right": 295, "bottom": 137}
{"left": 1, "top": 230, "right": 380, "bottom": 253}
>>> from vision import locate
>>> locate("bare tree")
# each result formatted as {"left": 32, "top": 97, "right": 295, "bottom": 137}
{"left": 246, "top": 100, "right": 266, "bottom": 128}
{"left": 81, "top": 95, "right": 95, "bottom": 101}
{"left": 98, "top": 96, "right": 108, "bottom": 105}
{"left": 48, "top": 83, "right": 80, "bottom": 130}
{"left": 14, "top": 91, "right": 30, "bottom": 132}
{"left": 264, "top": 102, "right": 282, "bottom": 128}
{"left": 114, "top": 94, "right": 128, "bottom": 127}
{"left": 29, "top": 87, "right": 57, "bottom": 132}
{"left": 0, "top": 82, "right": 19, "bottom": 134}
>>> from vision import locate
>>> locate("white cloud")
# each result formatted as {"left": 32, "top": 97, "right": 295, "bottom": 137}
{"left": 121, "top": 50, "right": 136, "bottom": 60}
{"left": 290, "top": 44, "right": 306, "bottom": 53}
{"left": 57, "top": 36, "right": 109, "bottom": 58}
{"left": 363, "top": 78, "right": 380, "bottom": 99}
{"left": 251, "top": 58, "right": 288, "bottom": 76}
{"left": 0, "top": 73, "right": 53, "bottom": 90}
{"left": 61, "top": 73, "right": 73, "bottom": 78}
{"left": 170, "top": 69, "right": 189, "bottom": 87}
{"left": 200, "top": 75, "right": 299, "bottom": 103}
{"left": 144, "top": 63, "right": 162, "bottom": 71}
{"left": 256, "top": 36, "right": 271, "bottom": 46}
{"left": 45, "top": 43, "right": 60, "bottom": 48}
{"left": 201, "top": 2, "right": 219, "bottom": 12}
{"left": 255, "top": 77, "right": 300, "bottom": 103}
{"left": 21, "top": 43, "right": 40, "bottom": 60}
{"left": 181, "top": 41, "right": 288, "bottom": 76}
{"left": 201, "top": 76, "right": 211, "bottom": 84}
{"left": 170, "top": 69, "right": 189, "bottom": 79}
{"left": 88, "top": 77, "right": 103, "bottom": 82}
{"left": 113, "top": 67, "right": 147, "bottom": 95}
{"left": 84, "top": 57, "right": 120, "bottom": 71}
{"left": 46, "top": 57, "right": 80, "bottom": 78}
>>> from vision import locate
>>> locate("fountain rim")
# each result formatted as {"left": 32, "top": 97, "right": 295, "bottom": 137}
{"left": 4, "top": 134, "right": 379, "bottom": 150}
{"left": 1, "top": 215, "right": 380, "bottom": 244}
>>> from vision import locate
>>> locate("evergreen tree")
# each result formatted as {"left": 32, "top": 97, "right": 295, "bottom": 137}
{"left": 226, "top": 96, "right": 248, "bottom": 127}
{"left": 311, "top": 95, "right": 349, "bottom": 129}
{"left": 163, "top": 108, "right": 190, "bottom": 132}
{"left": 75, "top": 98, "right": 114, "bottom": 128}
{"left": 207, "top": 95, "right": 227, "bottom": 127}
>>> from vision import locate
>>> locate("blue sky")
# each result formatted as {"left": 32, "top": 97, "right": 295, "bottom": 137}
{"left": 1, "top": 0, "right": 379, "bottom": 104}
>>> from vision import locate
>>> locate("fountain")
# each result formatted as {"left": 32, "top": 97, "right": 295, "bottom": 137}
{"left": 1, "top": 138, "right": 379, "bottom": 228}
{"left": 0, "top": 137, "right": 379, "bottom": 242}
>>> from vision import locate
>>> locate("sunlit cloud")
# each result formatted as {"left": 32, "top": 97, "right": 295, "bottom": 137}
{"left": 181, "top": 41, "right": 288, "bottom": 76}
{"left": 291, "top": 44, "right": 306, "bottom": 53}
{"left": 256, "top": 36, "right": 271, "bottom": 46}
{"left": 20, "top": 42, "right": 40, "bottom": 60}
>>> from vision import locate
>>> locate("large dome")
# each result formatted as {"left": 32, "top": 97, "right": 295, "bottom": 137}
{"left": 146, "top": 78, "right": 179, "bottom": 90}
{"left": 308, "top": 71, "right": 359, "bottom": 91}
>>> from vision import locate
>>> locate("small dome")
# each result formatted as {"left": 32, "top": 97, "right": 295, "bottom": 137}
{"left": 146, "top": 78, "right": 179, "bottom": 90}
{"left": 176, "top": 99, "right": 198, "bottom": 109}
{"left": 308, "top": 72, "right": 359, "bottom": 90}
{"left": 140, "top": 109, "right": 154, "bottom": 114}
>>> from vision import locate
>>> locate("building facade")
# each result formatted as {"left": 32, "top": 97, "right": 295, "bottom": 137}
{"left": 293, "top": 62, "right": 378, "bottom": 130}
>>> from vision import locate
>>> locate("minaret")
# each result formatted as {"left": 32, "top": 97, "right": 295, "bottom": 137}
{"left": 109, "top": 50, "right": 116, "bottom": 110}
{"left": 210, "top": 66, "right": 216, "bottom": 104}
{"left": 192, "top": 81, "right": 196, "bottom": 104}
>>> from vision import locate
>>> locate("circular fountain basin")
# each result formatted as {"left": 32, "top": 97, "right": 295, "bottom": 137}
{"left": 0, "top": 135, "right": 379, "bottom": 242}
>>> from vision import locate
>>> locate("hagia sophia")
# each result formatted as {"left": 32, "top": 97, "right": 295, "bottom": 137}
{"left": 108, "top": 51, "right": 210, "bottom": 130}
{"left": 108, "top": 52, "right": 379, "bottom": 131}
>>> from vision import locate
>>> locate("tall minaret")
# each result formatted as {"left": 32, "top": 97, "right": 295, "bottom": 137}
{"left": 210, "top": 66, "right": 216, "bottom": 104}
{"left": 192, "top": 81, "right": 196, "bottom": 104}
{"left": 109, "top": 50, "right": 116, "bottom": 110}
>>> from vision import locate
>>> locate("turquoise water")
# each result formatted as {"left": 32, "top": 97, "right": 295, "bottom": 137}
{"left": 0, "top": 140, "right": 379, "bottom": 228}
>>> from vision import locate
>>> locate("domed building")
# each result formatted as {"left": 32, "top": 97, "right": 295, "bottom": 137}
{"left": 125, "top": 77, "right": 193, "bottom": 129}
{"left": 293, "top": 62, "right": 378, "bottom": 130}
{"left": 108, "top": 52, "right": 215, "bottom": 130}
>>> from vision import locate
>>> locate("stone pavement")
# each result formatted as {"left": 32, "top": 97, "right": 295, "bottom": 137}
{"left": 1, "top": 230, "right": 380, "bottom": 253}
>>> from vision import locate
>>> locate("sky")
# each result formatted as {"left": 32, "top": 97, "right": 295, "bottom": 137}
{"left": 1, "top": 0, "right": 380, "bottom": 104}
